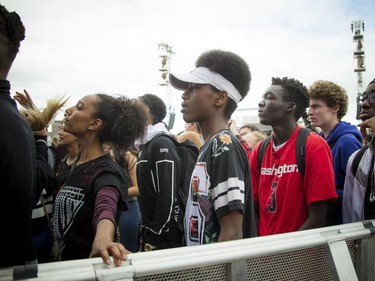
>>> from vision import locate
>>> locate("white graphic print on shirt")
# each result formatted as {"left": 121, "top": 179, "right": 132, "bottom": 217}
{"left": 54, "top": 186, "right": 85, "bottom": 251}
{"left": 185, "top": 162, "right": 210, "bottom": 245}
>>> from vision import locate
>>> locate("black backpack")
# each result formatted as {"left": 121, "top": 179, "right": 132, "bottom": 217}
{"left": 146, "top": 133, "right": 199, "bottom": 228}
{"left": 257, "top": 128, "right": 310, "bottom": 177}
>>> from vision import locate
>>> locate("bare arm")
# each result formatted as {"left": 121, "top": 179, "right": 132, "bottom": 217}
{"left": 217, "top": 210, "right": 243, "bottom": 242}
{"left": 298, "top": 201, "right": 329, "bottom": 231}
{"left": 228, "top": 119, "right": 239, "bottom": 135}
{"left": 124, "top": 152, "right": 139, "bottom": 197}
{"left": 90, "top": 219, "right": 128, "bottom": 266}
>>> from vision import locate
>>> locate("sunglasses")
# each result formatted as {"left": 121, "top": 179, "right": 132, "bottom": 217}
{"left": 360, "top": 91, "right": 375, "bottom": 104}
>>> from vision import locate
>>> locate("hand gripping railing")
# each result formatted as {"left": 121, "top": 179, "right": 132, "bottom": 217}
{"left": 0, "top": 220, "right": 374, "bottom": 281}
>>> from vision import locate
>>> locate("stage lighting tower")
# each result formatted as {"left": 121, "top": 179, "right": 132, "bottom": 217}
{"left": 158, "top": 43, "right": 175, "bottom": 130}
{"left": 351, "top": 20, "right": 366, "bottom": 119}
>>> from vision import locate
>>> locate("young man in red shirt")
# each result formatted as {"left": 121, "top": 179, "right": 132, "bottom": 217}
{"left": 250, "top": 77, "right": 337, "bottom": 236}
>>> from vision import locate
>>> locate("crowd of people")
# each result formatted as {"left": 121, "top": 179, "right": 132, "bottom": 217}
{"left": 1, "top": 4, "right": 375, "bottom": 270}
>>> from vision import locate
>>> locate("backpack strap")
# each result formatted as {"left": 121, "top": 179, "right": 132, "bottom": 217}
{"left": 257, "top": 127, "right": 310, "bottom": 177}
{"left": 351, "top": 145, "right": 369, "bottom": 176}
{"left": 257, "top": 136, "right": 271, "bottom": 169}
{"left": 295, "top": 128, "right": 310, "bottom": 178}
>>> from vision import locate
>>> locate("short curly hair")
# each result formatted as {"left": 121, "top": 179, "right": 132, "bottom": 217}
{"left": 308, "top": 80, "right": 348, "bottom": 120}
{"left": 195, "top": 50, "right": 251, "bottom": 119}
{"left": 93, "top": 94, "right": 148, "bottom": 152}
{"left": 0, "top": 5, "right": 25, "bottom": 54}
{"left": 138, "top": 93, "right": 166, "bottom": 125}
{"left": 272, "top": 77, "right": 309, "bottom": 121}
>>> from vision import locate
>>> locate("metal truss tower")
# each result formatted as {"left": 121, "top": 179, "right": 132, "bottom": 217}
{"left": 158, "top": 43, "right": 175, "bottom": 130}
{"left": 351, "top": 20, "right": 366, "bottom": 119}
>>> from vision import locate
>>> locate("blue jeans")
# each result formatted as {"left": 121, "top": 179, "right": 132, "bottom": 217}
{"left": 119, "top": 199, "right": 141, "bottom": 252}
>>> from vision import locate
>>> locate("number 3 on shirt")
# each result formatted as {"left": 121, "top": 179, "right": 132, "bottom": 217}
{"left": 267, "top": 181, "right": 277, "bottom": 213}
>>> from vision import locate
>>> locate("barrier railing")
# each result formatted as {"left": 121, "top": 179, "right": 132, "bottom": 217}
{"left": 1, "top": 220, "right": 374, "bottom": 281}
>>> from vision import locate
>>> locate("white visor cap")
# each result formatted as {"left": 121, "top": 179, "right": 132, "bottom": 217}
{"left": 169, "top": 67, "right": 242, "bottom": 104}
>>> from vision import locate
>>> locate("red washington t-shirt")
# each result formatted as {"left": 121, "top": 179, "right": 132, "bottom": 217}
{"left": 250, "top": 126, "right": 337, "bottom": 236}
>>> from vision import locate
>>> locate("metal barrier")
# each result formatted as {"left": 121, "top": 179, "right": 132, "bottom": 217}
{"left": 1, "top": 220, "right": 374, "bottom": 281}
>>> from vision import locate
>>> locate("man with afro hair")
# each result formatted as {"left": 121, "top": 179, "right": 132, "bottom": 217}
{"left": 170, "top": 49, "right": 256, "bottom": 245}
{"left": 0, "top": 4, "right": 38, "bottom": 267}
{"left": 308, "top": 80, "right": 362, "bottom": 224}
{"left": 250, "top": 77, "right": 337, "bottom": 236}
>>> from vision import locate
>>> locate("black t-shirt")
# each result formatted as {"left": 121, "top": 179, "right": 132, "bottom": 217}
{"left": 54, "top": 156, "right": 75, "bottom": 191}
{"left": 184, "top": 130, "right": 253, "bottom": 245}
{"left": 53, "top": 154, "right": 128, "bottom": 260}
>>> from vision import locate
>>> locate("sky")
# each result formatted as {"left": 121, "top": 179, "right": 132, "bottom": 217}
{"left": 2, "top": 0, "right": 375, "bottom": 134}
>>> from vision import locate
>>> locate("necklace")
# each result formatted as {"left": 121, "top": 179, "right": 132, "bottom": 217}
{"left": 66, "top": 155, "right": 79, "bottom": 166}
